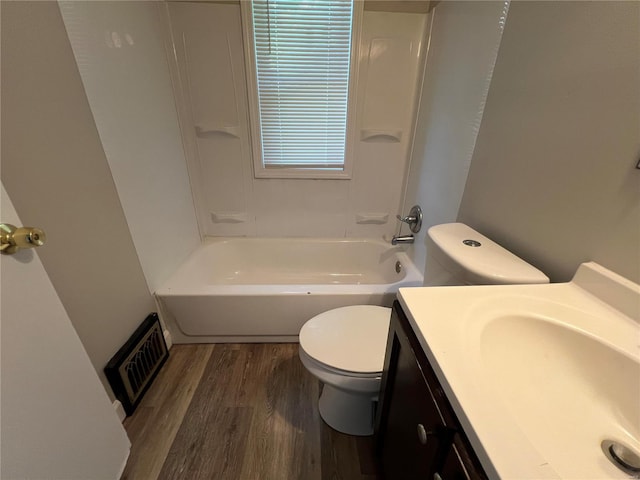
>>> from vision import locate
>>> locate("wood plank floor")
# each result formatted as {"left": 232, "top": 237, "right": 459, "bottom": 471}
{"left": 121, "top": 344, "right": 382, "bottom": 480}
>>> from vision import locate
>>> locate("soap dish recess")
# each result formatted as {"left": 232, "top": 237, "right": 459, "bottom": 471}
{"left": 211, "top": 212, "right": 247, "bottom": 224}
{"left": 196, "top": 124, "right": 240, "bottom": 138}
{"left": 360, "top": 129, "right": 402, "bottom": 143}
{"left": 356, "top": 213, "right": 389, "bottom": 225}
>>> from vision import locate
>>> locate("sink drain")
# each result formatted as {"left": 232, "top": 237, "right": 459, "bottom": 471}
{"left": 602, "top": 439, "right": 640, "bottom": 477}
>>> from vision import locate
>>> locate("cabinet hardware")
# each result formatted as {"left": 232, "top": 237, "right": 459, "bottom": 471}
{"left": 417, "top": 423, "right": 431, "bottom": 444}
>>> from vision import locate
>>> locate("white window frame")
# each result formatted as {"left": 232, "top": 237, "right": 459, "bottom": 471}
{"left": 240, "top": 0, "right": 363, "bottom": 180}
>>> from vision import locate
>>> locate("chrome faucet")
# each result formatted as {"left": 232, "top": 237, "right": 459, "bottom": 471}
{"left": 391, "top": 234, "right": 414, "bottom": 245}
{"left": 391, "top": 205, "right": 422, "bottom": 245}
{"left": 396, "top": 205, "right": 423, "bottom": 233}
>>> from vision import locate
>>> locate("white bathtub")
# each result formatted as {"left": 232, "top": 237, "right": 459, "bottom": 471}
{"left": 156, "top": 237, "right": 423, "bottom": 343}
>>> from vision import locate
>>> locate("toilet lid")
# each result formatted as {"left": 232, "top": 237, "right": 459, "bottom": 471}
{"left": 299, "top": 305, "right": 391, "bottom": 374}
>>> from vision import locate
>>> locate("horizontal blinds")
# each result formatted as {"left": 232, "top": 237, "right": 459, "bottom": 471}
{"left": 251, "top": 0, "right": 354, "bottom": 169}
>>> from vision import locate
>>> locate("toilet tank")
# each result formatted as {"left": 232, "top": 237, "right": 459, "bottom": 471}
{"left": 424, "top": 223, "right": 549, "bottom": 286}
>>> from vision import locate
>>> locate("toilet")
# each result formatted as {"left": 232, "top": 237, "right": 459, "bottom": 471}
{"left": 298, "top": 223, "right": 550, "bottom": 436}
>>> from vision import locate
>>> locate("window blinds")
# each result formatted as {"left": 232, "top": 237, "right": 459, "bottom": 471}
{"left": 251, "top": 0, "right": 354, "bottom": 170}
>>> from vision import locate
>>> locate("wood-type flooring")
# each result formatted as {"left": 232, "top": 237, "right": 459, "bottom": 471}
{"left": 121, "top": 343, "right": 382, "bottom": 480}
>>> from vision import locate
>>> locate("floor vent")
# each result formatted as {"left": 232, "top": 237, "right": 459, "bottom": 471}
{"left": 105, "top": 313, "right": 169, "bottom": 416}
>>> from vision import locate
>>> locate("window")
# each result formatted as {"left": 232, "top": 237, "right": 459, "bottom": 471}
{"left": 242, "top": 0, "right": 362, "bottom": 179}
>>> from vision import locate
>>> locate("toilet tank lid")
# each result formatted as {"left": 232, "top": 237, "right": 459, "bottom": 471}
{"left": 427, "top": 223, "right": 549, "bottom": 284}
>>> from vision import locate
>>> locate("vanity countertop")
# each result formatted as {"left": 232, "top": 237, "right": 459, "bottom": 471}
{"left": 398, "top": 262, "right": 640, "bottom": 480}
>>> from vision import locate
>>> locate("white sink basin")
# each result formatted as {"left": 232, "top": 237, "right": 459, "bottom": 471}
{"left": 482, "top": 312, "right": 639, "bottom": 478}
{"left": 399, "top": 262, "right": 640, "bottom": 479}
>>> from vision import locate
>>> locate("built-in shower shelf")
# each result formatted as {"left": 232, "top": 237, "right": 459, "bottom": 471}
{"left": 211, "top": 212, "right": 248, "bottom": 224}
{"left": 356, "top": 212, "right": 389, "bottom": 224}
{"left": 195, "top": 124, "right": 240, "bottom": 138}
{"left": 360, "top": 129, "right": 402, "bottom": 142}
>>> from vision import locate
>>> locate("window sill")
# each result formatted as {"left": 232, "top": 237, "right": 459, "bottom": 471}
{"left": 254, "top": 168, "right": 352, "bottom": 180}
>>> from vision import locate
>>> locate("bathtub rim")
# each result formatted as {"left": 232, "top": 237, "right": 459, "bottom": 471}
{"left": 156, "top": 236, "right": 424, "bottom": 296}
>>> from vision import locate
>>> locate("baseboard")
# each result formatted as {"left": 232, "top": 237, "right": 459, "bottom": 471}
{"left": 113, "top": 399, "right": 127, "bottom": 423}
{"left": 153, "top": 296, "right": 173, "bottom": 351}
{"left": 163, "top": 328, "right": 173, "bottom": 350}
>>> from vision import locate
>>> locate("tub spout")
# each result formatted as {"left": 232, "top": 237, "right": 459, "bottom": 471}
{"left": 391, "top": 234, "right": 414, "bottom": 245}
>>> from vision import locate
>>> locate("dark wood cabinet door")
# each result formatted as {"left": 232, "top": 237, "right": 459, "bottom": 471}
{"left": 436, "top": 436, "right": 487, "bottom": 480}
{"left": 376, "top": 302, "right": 488, "bottom": 480}
{"left": 379, "top": 309, "right": 451, "bottom": 479}
{"left": 436, "top": 442, "right": 471, "bottom": 480}
{"left": 381, "top": 338, "right": 437, "bottom": 478}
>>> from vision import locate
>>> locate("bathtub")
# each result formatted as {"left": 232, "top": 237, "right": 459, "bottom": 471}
{"left": 156, "top": 237, "right": 423, "bottom": 343}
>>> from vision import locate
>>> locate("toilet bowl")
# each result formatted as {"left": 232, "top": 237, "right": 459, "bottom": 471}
{"left": 299, "top": 223, "right": 550, "bottom": 436}
{"left": 298, "top": 305, "right": 391, "bottom": 436}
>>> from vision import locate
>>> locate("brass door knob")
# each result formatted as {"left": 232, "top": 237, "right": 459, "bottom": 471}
{"left": 1, "top": 223, "right": 46, "bottom": 254}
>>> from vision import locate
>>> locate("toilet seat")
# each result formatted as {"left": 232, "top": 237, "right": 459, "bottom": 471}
{"left": 299, "top": 346, "right": 381, "bottom": 379}
{"left": 299, "top": 305, "right": 391, "bottom": 375}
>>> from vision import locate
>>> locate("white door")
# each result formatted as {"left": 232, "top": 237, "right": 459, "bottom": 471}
{"left": 0, "top": 184, "right": 130, "bottom": 479}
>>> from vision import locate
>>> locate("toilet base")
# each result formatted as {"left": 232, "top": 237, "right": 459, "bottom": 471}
{"left": 318, "top": 384, "right": 376, "bottom": 436}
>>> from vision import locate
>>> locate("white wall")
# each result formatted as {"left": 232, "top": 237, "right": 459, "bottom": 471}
{"left": 59, "top": 1, "right": 200, "bottom": 293}
{"left": 1, "top": 0, "right": 156, "bottom": 401}
{"left": 166, "top": 3, "right": 428, "bottom": 238}
{"left": 347, "top": 11, "right": 428, "bottom": 238}
{"left": 401, "top": 1, "right": 510, "bottom": 273}
{"left": 458, "top": 1, "right": 640, "bottom": 283}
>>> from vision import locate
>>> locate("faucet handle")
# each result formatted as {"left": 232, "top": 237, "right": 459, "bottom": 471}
{"left": 395, "top": 205, "right": 423, "bottom": 233}
{"left": 396, "top": 214, "right": 416, "bottom": 223}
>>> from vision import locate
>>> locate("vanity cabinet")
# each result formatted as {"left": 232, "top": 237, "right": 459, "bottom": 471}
{"left": 375, "top": 301, "right": 487, "bottom": 480}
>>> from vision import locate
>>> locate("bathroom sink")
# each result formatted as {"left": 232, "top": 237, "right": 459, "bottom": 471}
{"left": 481, "top": 311, "right": 640, "bottom": 478}
{"left": 398, "top": 262, "right": 640, "bottom": 479}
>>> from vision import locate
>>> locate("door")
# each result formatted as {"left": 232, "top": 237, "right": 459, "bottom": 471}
{"left": 0, "top": 184, "right": 130, "bottom": 479}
